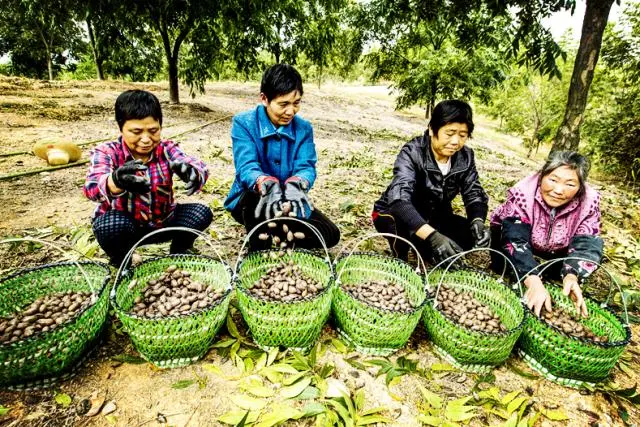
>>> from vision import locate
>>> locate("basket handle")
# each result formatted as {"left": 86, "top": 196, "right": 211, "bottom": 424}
{"left": 427, "top": 248, "right": 524, "bottom": 308}
{"left": 517, "top": 256, "right": 629, "bottom": 325}
{"left": 0, "top": 237, "right": 104, "bottom": 297}
{"left": 333, "top": 232, "right": 428, "bottom": 284}
{"left": 114, "top": 226, "right": 230, "bottom": 288}
{"left": 233, "top": 218, "right": 332, "bottom": 277}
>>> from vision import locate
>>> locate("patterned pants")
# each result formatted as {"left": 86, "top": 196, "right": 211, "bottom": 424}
{"left": 92, "top": 203, "right": 213, "bottom": 267}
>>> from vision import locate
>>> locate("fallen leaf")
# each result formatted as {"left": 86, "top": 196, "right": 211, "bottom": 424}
{"left": 101, "top": 401, "right": 116, "bottom": 416}
{"left": 85, "top": 394, "right": 105, "bottom": 417}
{"left": 281, "top": 377, "right": 312, "bottom": 399}
{"left": 171, "top": 379, "right": 196, "bottom": 389}
{"left": 230, "top": 394, "right": 267, "bottom": 411}
{"left": 541, "top": 408, "right": 570, "bottom": 421}
{"left": 55, "top": 393, "right": 72, "bottom": 408}
{"left": 218, "top": 410, "right": 259, "bottom": 425}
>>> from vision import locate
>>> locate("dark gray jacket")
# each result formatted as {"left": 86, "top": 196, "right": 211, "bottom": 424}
{"left": 373, "top": 132, "right": 489, "bottom": 233}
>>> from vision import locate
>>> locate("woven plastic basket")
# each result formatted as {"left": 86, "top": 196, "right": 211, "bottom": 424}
{"left": 111, "top": 227, "right": 232, "bottom": 368}
{"left": 518, "top": 257, "right": 631, "bottom": 387}
{"left": 423, "top": 248, "right": 527, "bottom": 373}
{"left": 0, "top": 238, "right": 110, "bottom": 389}
{"left": 234, "top": 219, "right": 334, "bottom": 352}
{"left": 332, "top": 233, "right": 427, "bottom": 356}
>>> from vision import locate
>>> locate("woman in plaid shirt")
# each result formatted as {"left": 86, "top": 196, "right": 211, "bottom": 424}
{"left": 84, "top": 90, "right": 212, "bottom": 267}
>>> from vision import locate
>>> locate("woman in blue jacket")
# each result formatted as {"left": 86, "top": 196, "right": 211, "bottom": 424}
{"left": 225, "top": 64, "right": 340, "bottom": 250}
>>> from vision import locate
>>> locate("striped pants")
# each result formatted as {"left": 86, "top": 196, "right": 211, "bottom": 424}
{"left": 92, "top": 203, "right": 213, "bottom": 267}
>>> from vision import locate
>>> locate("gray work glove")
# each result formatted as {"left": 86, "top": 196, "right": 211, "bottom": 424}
{"left": 170, "top": 160, "right": 200, "bottom": 196}
{"left": 112, "top": 159, "right": 150, "bottom": 193}
{"left": 470, "top": 218, "right": 491, "bottom": 248}
{"left": 254, "top": 176, "right": 283, "bottom": 220}
{"left": 283, "top": 177, "right": 313, "bottom": 218}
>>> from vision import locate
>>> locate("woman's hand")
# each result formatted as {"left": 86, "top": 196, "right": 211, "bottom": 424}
{"left": 563, "top": 274, "right": 588, "bottom": 318}
{"left": 524, "top": 275, "right": 552, "bottom": 317}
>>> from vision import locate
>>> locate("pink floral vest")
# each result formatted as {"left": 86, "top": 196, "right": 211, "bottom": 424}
{"left": 490, "top": 173, "right": 601, "bottom": 253}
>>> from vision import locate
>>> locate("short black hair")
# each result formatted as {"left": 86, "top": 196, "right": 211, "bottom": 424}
{"left": 115, "top": 90, "right": 163, "bottom": 130}
{"left": 428, "top": 100, "right": 474, "bottom": 137}
{"left": 260, "top": 64, "right": 304, "bottom": 102}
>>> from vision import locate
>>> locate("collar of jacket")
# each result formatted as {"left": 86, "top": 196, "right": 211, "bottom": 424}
{"left": 119, "top": 136, "right": 161, "bottom": 163}
{"left": 421, "top": 131, "right": 470, "bottom": 174}
{"left": 257, "top": 105, "right": 296, "bottom": 142}
{"left": 534, "top": 183, "right": 582, "bottom": 218}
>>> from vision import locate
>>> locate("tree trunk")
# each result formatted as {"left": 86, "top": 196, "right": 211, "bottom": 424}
{"left": 425, "top": 77, "right": 437, "bottom": 118}
{"left": 274, "top": 43, "right": 281, "bottom": 64}
{"left": 160, "top": 30, "right": 180, "bottom": 104}
{"left": 86, "top": 18, "right": 104, "bottom": 80}
{"left": 168, "top": 57, "right": 179, "bottom": 104}
{"left": 551, "top": 0, "right": 614, "bottom": 153}
{"left": 47, "top": 53, "right": 53, "bottom": 81}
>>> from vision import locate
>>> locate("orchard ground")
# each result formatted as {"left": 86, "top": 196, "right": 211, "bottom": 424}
{"left": 0, "top": 76, "right": 639, "bottom": 426}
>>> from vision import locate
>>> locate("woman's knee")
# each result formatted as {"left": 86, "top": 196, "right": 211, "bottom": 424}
{"left": 92, "top": 211, "right": 136, "bottom": 238}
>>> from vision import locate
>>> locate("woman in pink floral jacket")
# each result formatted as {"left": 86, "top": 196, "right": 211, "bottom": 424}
{"left": 490, "top": 151, "right": 603, "bottom": 318}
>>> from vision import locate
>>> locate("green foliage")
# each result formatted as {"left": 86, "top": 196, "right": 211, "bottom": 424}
{"left": 480, "top": 52, "right": 573, "bottom": 156}
{"left": 580, "top": 4, "right": 640, "bottom": 183}
{"left": 0, "top": 0, "right": 85, "bottom": 79}
{"left": 361, "top": 0, "right": 575, "bottom": 114}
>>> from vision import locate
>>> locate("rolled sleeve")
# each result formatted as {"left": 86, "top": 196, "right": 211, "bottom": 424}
{"left": 386, "top": 144, "right": 428, "bottom": 233}
{"left": 461, "top": 150, "right": 489, "bottom": 222}
{"left": 231, "top": 117, "right": 266, "bottom": 190}
{"left": 83, "top": 146, "right": 116, "bottom": 202}
{"left": 163, "top": 140, "right": 209, "bottom": 192}
{"left": 291, "top": 125, "right": 317, "bottom": 189}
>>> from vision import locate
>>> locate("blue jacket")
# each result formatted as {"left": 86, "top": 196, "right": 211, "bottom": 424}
{"left": 224, "top": 105, "right": 317, "bottom": 211}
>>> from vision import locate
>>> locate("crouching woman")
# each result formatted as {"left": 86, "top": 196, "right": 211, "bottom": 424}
{"left": 490, "top": 151, "right": 603, "bottom": 317}
{"left": 372, "top": 99, "right": 490, "bottom": 265}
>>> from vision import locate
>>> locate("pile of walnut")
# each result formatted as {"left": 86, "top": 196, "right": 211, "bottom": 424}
{"left": 437, "top": 284, "right": 507, "bottom": 333}
{"left": 541, "top": 307, "right": 609, "bottom": 342}
{"left": 345, "top": 280, "right": 417, "bottom": 313}
{"left": 129, "top": 265, "right": 225, "bottom": 318}
{"left": 249, "top": 258, "right": 325, "bottom": 302}
{"left": 0, "top": 291, "right": 93, "bottom": 344}
{"left": 258, "top": 221, "right": 306, "bottom": 250}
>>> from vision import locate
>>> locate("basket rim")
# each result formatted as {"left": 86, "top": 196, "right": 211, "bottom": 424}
{"left": 0, "top": 260, "right": 111, "bottom": 349}
{"left": 111, "top": 253, "right": 232, "bottom": 320}
{"left": 333, "top": 251, "right": 428, "bottom": 315}
{"left": 424, "top": 268, "right": 528, "bottom": 338}
{"left": 235, "top": 248, "right": 334, "bottom": 305}
{"left": 526, "top": 284, "right": 632, "bottom": 348}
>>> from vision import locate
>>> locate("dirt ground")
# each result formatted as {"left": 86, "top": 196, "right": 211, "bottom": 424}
{"left": 0, "top": 76, "right": 639, "bottom": 426}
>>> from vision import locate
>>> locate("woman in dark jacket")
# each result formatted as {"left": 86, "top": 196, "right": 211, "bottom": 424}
{"left": 372, "top": 100, "right": 490, "bottom": 264}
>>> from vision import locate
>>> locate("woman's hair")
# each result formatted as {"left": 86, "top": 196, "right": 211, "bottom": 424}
{"left": 428, "top": 100, "right": 474, "bottom": 137}
{"left": 115, "top": 90, "right": 162, "bottom": 130}
{"left": 260, "top": 64, "right": 304, "bottom": 102}
{"left": 539, "top": 151, "right": 591, "bottom": 198}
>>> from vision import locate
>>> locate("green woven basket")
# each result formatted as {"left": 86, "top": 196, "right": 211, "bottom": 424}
{"left": 423, "top": 269, "right": 526, "bottom": 373}
{"left": 333, "top": 252, "right": 427, "bottom": 356}
{"left": 0, "top": 259, "right": 110, "bottom": 389}
{"left": 235, "top": 249, "right": 334, "bottom": 351}
{"left": 112, "top": 254, "right": 232, "bottom": 368}
{"left": 518, "top": 258, "right": 631, "bottom": 387}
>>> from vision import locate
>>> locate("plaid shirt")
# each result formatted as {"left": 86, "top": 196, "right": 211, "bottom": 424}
{"left": 83, "top": 137, "right": 209, "bottom": 227}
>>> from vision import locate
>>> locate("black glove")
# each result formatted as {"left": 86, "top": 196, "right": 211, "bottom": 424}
{"left": 254, "top": 176, "right": 283, "bottom": 220}
{"left": 283, "top": 177, "right": 313, "bottom": 218}
{"left": 470, "top": 218, "right": 491, "bottom": 248}
{"left": 112, "top": 159, "right": 150, "bottom": 193}
{"left": 426, "top": 231, "right": 463, "bottom": 264}
{"left": 170, "top": 160, "right": 200, "bottom": 196}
